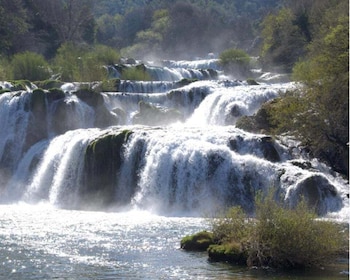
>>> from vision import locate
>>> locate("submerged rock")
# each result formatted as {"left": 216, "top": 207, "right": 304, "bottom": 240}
{"left": 133, "top": 101, "right": 183, "bottom": 126}
{"left": 81, "top": 130, "right": 133, "bottom": 208}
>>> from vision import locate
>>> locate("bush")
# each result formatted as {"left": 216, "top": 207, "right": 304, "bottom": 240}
{"left": 208, "top": 191, "right": 345, "bottom": 269}
{"left": 121, "top": 66, "right": 152, "bottom": 81}
{"left": 219, "top": 48, "right": 251, "bottom": 78}
{"left": 53, "top": 43, "right": 120, "bottom": 82}
{"left": 10, "top": 51, "right": 50, "bottom": 81}
{"left": 0, "top": 56, "right": 10, "bottom": 80}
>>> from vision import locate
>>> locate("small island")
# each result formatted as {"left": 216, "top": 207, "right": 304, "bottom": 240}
{"left": 181, "top": 192, "right": 348, "bottom": 270}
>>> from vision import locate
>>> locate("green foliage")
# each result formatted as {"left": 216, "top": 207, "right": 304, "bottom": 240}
{"left": 260, "top": 7, "right": 307, "bottom": 70}
{"left": 265, "top": 91, "right": 306, "bottom": 135}
{"left": 121, "top": 66, "right": 152, "bottom": 81}
{"left": 212, "top": 207, "right": 250, "bottom": 244}
{"left": 291, "top": 8, "right": 349, "bottom": 176}
{"left": 219, "top": 48, "right": 251, "bottom": 78}
{"left": 10, "top": 52, "right": 50, "bottom": 81}
{"left": 0, "top": 0, "right": 28, "bottom": 55}
{"left": 251, "top": 192, "right": 344, "bottom": 268}
{"left": 53, "top": 43, "right": 120, "bottom": 82}
{"left": 34, "top": 80, "right": 64, "bottom": 90}
{"left": 208, "top": 191, "right": 345, "bottom": 269}
{"left": 0, "top": 56, "right": 10, "bottom": 80}
{"left": 180, "top": 231, "right": 214, "bottom": 251}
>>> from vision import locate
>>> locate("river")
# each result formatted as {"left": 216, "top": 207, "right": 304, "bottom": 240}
{"left": 0, "top": 57, "right": 348, "bottom": 279}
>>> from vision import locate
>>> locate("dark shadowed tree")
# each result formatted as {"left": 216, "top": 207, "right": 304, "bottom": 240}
{"left": 0, "top": 0, "right": 28, "bottom": 55}
{"left": 30, "top": 0, "right": 95, "bottom": 47}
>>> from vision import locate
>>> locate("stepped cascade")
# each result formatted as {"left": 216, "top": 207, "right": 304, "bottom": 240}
{"left": 0, "top": 59, "right": 348, "bottom": 219}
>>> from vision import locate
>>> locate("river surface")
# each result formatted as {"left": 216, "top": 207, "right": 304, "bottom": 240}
{"left": 0, "top": 204, "right": 347, "bottom": 280}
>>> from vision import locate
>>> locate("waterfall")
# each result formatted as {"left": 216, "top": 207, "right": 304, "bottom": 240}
{"left": 22, "top": 129, "right": 101, "bottom": 208}
{"left": 0, "top": 58, "right": 348, "bottom": 220}
{"left": 0, "top": 91, "right": 31, "bottom": 173}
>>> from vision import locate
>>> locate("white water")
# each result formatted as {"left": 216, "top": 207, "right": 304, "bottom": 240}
{"left": 0, "top": 58, "right": 348, "bottom": 279}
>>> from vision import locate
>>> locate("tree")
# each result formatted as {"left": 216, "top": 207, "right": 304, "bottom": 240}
{"left": 30, "top": 0, "right": 95, "bottom": 46}
{"left": 219, "top": 48, "right": 251, "bottom": 78}
{"left": 260, "top": 8, "right": 307, "bottom": 71}
{"left": 292, "top": 13, "right": 349, "bottom": 176}
{"left": 0, "top": 0, "right": 28, "bottom": 55}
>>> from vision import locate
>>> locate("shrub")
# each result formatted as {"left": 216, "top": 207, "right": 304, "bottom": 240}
{"left": 250, "top": 193, "right": 344, "bottom": 268}
{"left": 53, "top": 43, "right": 120, "bottom": 82}
{"left": 219, "top": 48, "right": 251, "bottom": 78}
{"left": 10, "top": 51, "right": 50, "bottom": 81}
{"left": 0, "top": 56, "right": 10, "bottom": 80}
{"left": 121, "top": 66, "right": 152, "bottom": 81}
{"left": 208, "top": 191, "right": 345, "bottom": 269}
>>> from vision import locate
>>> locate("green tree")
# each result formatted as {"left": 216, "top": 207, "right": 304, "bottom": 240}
{"left": 30, "top": 0, "right": 95, "bottom": 46}
{"left": 53, "top": 43, "right": 120, "bottom": 82}
{"left": 0, "top": 0, "right": 28, "bottom": 55}
{"left": 261, "top": 8, "right": 307, "bottom": 71}
{"left": 123, "top": 9, "right": 169, "bottom": 58}
{"left": 219, "top": 48, "right": 251, "bottom": 78}
{"left": 292, "top": 13, "right": 349, "bottom": 176}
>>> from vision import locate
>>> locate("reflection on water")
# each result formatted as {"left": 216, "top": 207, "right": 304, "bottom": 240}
{"left": 0, "top": 204, "right": 348, "bottom": 280}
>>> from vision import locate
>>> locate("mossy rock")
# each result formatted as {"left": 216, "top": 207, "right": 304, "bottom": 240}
{"left": 31, "top": 88, "right": 46, "bottom": 109}
{"left": 34, "top": 80, "right": 64, "bottom": 90}
{"left": 176, "top": 78, "right": 198, "bottom": 87}
{"left": 0, "top": 88, "right": 11, "bottom": 94}
{"left": 81, "top": 130, "right": 134, "bottom": 208}
{"left": 246, "top": 78, "right": 259, "bottom": 85}
{"left": 180, "top": 231, "right": 214, "bottom": 251}
{"left": 47, "top": 88, "right": 65, "bottom": 101}
{"left": 208, "top": 243, "right": 247, "bottom": 265}
{"left": 9, "top": 80, "right": 33, "bottom": 91}
{"left": 75, "top": 88, "right": 103, "bottom": 107}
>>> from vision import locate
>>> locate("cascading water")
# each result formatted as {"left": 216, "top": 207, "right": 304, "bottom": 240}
{"left": 0, "top": 58, "right": 348, "bottom": 280}
{"left": 0, "top": 58, "right": 348, "bottom": 221}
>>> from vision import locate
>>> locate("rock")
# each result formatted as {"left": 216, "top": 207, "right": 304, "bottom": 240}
{"left": 34, "top": 80, "right": 64, "bottom": 90}
{"left": 75, "top": 88, "right": 117, "bottom": 127}
{"left": 246, "top": 78, "right": 259, "bottom": 85}
{"left": 180, "top": 231, "right": 214, "bottom": 251}
{"left": 81, "top": 130, "right": 134, "bottom": 208}
{"left": 208, "top": 243, "right": 247, "bottom": 265}
{"left": 133, "top": 101, "right": 183, "bottom": 126}
{"left": 24, "top": 89, "right": 49, "bottom": 151}
{"left": 236, "top": 100, "right": 276, "bottom": 133}
{"left": 289, "top": 175, "right": 343, "bottom": 215}
{"left": 259, "top": 136, "right": 280, "bottom": 162}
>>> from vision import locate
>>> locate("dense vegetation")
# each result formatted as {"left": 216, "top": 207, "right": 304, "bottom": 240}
{"left": 0, "top": 0, "right": 348, "bottom": 177}
{"left": 237, "top": 0, "right": 349, "bottom": 177}
{"left": 0, "top": 0, "right": 282, "bottom": 59}
{"left": 181, "top": 192, "right": 347, "bottom": 269}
